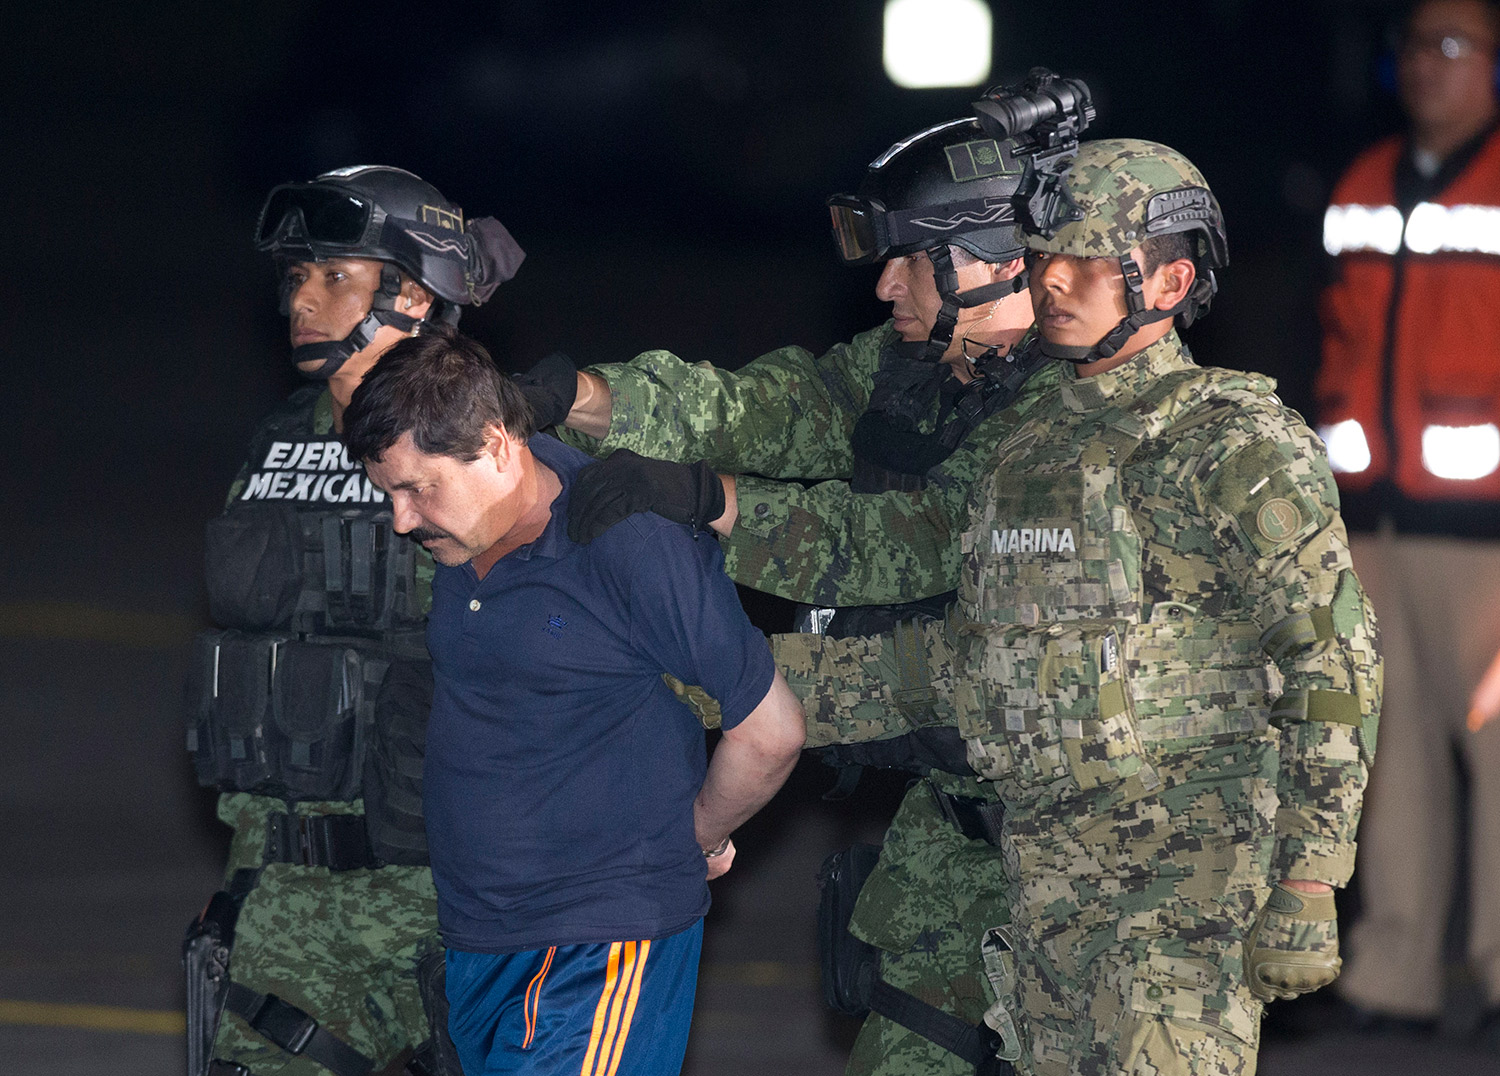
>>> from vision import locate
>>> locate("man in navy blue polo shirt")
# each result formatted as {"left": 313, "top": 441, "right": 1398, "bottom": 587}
{"left": 342, "top": 325, "right": 806, "bottom": 1075}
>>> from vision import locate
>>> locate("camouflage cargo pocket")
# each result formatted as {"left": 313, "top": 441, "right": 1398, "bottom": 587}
{"left": 957, "top": 619, "right": 1147, "bottom": 795}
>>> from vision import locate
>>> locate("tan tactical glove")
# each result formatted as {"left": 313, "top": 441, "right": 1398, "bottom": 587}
{"left": 1244, "top": 884, "right": 1341, "bottom": 1002}
{"left": 664, "top": 674, "right": 722, "bottom": 729}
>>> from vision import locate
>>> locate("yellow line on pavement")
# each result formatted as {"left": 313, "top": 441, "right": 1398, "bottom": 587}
{"left": 0, "top": 998, "right": 185, "bottom": 1035}
{"left": 0, "top": 602, "right": 197, "bottom": 648}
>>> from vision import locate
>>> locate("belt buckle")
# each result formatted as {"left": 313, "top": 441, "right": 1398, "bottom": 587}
{"left": 296, "top": 816, "right": 314, "bottom": 867}
{"left": 253, "top": 992, "right": 318, "bottom": 1055}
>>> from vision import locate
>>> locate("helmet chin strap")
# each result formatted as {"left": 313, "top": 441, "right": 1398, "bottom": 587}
{"left": 1039, "top": 254, "right": 1184, "bottom": 365}
{"left": 288, "top": 263, "right": 422, "bottom": 380}
{"left": 921, "top": 246, "right": 1029, "bottom": 364}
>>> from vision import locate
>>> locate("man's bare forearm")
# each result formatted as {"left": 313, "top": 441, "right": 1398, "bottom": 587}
{"left": 693, "top": 671, "right": 804, "bottom": 852}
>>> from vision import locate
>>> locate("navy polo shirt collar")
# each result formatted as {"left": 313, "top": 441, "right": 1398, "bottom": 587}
{"left": 466, "top": 435, "right": 576, "bottom": 573}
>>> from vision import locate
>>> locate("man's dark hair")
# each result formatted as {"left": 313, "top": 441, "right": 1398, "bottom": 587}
{"left": 1140, "top": 232, "right": 1196, "bottom": 275}
{"left": 343, "top": 323, "right": 535, "bottom": 463}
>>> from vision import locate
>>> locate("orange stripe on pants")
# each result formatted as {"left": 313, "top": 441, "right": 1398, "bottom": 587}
{"left": 579, "top": 943, "right": 623, "bottom": 1075}
{"left": 604, "top": 939, "right": 650, "bottom": 1076}
{"left": 522, "top": 946, "right": 556, "bottom": 1049}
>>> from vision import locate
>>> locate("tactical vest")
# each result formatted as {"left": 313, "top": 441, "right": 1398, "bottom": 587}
{"left": 950, "top": 367, "right": 1283, "bottom": 801}
{"left": 806, "top": 342, "right": 1048, "bottom": 639}
{"left": 205, "top": 400, "right": 426, "bottom": 636}
{"left": 187, "top": 388, "right": 433, "bottom": 860}
{"left": 804, "top": 344, "right": 1051, "bottom": 785}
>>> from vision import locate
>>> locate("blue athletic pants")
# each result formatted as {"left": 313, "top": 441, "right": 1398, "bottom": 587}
{"left": 446, "top": 921, "right": 703, "bottom": 1075}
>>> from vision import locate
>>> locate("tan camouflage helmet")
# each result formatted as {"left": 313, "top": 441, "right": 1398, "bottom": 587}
{"left": 1024, "top": 138, "right": 1228, "bottom": 269}
{"left": 1025, "top": 139, "right": 1227, "bottom": 359}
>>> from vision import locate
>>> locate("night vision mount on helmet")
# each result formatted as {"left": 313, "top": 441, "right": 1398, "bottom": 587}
{"left": 255, "top": 165, "right": 526, "bottom": 379}
{"left": 1023, "top": 138, "right": 1228, "bottom": 364}
{"left": 828, "top": 68, "right": 1096, "bottom": 363}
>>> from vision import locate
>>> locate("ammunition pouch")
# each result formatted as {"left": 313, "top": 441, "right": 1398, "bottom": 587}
{"left": 929, "top": 783, "right": 1006, "bottom": 846}
{"left": 206, "top": 502, "right": 425, "bottom": 636}
{"left": 798, "top": 593, "right": 962, "bottom": 797}
{"left": 362, "top": 659, "right": 435, "bottom": 866}
{"left": 184, "top": 868, "right": 260, "bottom": 1076}
{"left": 185, "top": 630, "right": 389, "bottom": 800}
{"left": 816, "top": 845, "right": 1014, "bottom": 1075}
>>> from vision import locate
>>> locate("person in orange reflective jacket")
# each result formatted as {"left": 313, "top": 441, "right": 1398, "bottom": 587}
{"left": 1318, "top": 0, "right": 1500, "bottom": 1044}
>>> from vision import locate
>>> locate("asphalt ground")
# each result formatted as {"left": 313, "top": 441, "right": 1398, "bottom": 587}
{"left": 7, "top": 528, "right": 1500, "bottom": 1076}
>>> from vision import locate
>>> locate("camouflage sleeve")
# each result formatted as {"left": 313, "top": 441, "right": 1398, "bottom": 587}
{"left": 719, "top": 368, "right": 1055, "bottom": 605}
{"left": 771, "top": 620, "right": 961, "bottom": 747}
{"left": 721, "top": 475, "right": 967, "bottom": 605}
{"left": 1192, "top": 402, "right": 1381, "bottom": 887}
{"left": 557, "top": 324, "right": 893, "bottom": 479}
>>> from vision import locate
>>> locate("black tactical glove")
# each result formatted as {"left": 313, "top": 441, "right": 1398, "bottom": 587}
{"left": 568, "top": 450, "right": 727, "bottom": 544}
{"left": 512, "top": 351, "right": 578, "bottom": 430}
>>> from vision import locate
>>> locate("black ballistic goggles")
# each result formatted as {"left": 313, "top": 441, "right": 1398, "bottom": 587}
{"left": 827, "top": 194, "right": 1017, "bottom": 266}
{"left": 255, "top": 183, "right": 378, "bottom": 252}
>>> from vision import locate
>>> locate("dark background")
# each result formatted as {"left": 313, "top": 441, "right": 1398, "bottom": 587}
{"left": 3, "top": 0, "right": 1413, "bottom": 558}
{"left": 4, "top": 2, "right": 1469, "bottom": 1072}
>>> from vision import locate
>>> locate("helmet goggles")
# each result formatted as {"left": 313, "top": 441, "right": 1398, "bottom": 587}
{"left": 254, "top": 182, "right": 396, "bottom": 254}
{"left": 827, "top": 192, "right": 1019, "bottom": 266}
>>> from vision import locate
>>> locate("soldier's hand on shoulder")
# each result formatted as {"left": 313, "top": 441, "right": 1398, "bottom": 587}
{"left": 513, "top": 351, "right": 579, "bottom": 430}
{"left": 568, "top": 451, "right": 726, "bottom": 544}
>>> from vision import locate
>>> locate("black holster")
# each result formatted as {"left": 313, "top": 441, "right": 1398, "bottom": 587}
{"left": 184, "top": 869, "right": 259, "bottom": 1076}
{"left": 817, "top": 843, "right": 884, "bottom": 1016}
{"left": 815, "top": 846, "right": 1014, "bottom": 1076}
{"left": 407, "top": 949, "right": 465, "bottom": 1076}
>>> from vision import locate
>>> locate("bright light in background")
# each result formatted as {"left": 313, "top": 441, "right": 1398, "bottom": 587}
{"left": 1318, "top": 420, "right": 1372, "bottom": 474}
{"left": 1422, "top": 423, "right": 1500, "bottom": 480}
{"left": 883, "top": 0, "right": 992, "bottom": 89}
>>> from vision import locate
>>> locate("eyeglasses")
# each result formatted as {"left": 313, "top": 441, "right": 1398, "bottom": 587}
{"left": 1400, "top": 31, "right": 1495, "bottom": 61}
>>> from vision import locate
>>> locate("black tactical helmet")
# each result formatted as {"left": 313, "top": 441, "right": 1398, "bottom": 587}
{"left": 255, "top": 165, "right": 525, "bottom": 378}
{"left": 828, "top": 117, "right": 1030, "bottom": 268}
{"left": 829, "top": 119, "right": 1032, "bottom": 363}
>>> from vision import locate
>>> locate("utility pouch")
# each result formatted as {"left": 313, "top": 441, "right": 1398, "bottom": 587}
{"left": 205, "top": 503, "right": 304, "bottom": 631}
{"left": 363, "top": 659, "right": 434, "bottom": 866}
{"left": 956, "top": 619, "right": 1149, "bottom": 795}
{"left": 206, "top": 503, "right": 425, "bottom": 636}
{"left": 186, "top": 630, "right": 384, "bottom": 799}
{"left": 817, "top": 843, "right": 884, "bottom": 1016}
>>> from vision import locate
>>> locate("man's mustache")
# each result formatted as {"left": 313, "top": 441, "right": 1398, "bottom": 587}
{"left": 409, "top": 527, "right": 453, "bottom": 544}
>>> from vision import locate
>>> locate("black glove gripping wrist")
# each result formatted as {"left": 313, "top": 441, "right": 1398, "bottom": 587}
{"left": 568, "top": 450, "right": 727, "bottom": 544}
{"left": 512, "top": 351, "right": 578, "bottom": 430}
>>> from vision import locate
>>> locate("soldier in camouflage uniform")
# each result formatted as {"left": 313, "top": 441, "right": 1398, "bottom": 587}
{"left": 523, "top": 107, "right": 1063, "bottom": 1075}
{"left": 773, "top": 139, "right": 1382, "bottom": 1075}
{"left": 184, "top": 167, "right": 522, "bottom": 1076}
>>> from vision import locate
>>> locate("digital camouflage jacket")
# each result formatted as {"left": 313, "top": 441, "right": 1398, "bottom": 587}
{"left": 775, "top": 332, "right": 1381, "bottom": 890}
{"left": 559, "top": 322, "right": 1056, "bottom": 606}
